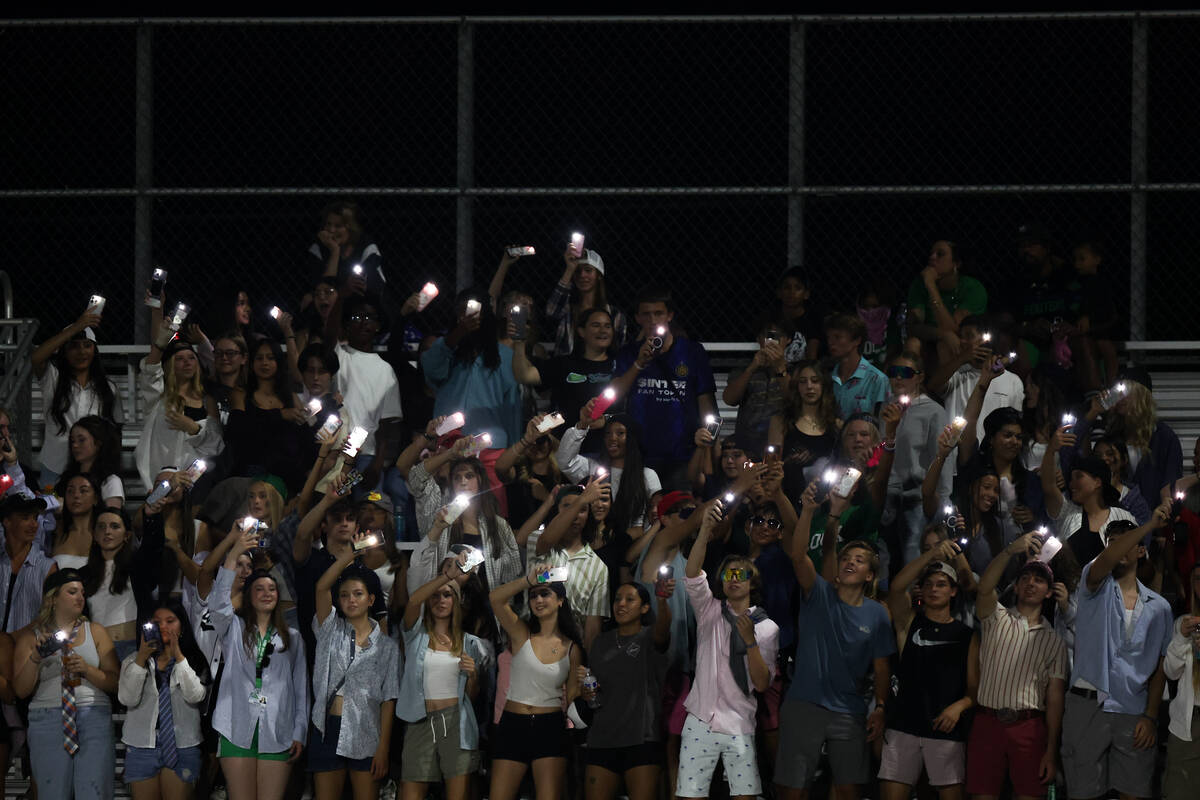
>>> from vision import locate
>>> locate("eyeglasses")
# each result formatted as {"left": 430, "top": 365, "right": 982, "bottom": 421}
{"left": 886, "top": 365, "right": 921, "bottom": 379}
{"left": 750, "top": 516, "right": 783, "bottom": 530}
{"left": 721, "top": 568, "right": 750, "bottom": 583}
{"left": 214, "top": 349, "right": 244, "bottom": 359}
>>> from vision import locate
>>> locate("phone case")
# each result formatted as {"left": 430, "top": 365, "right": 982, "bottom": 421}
{"left": 831, "top": 467, "right": 862, "bottom": 498}
{"left": 537, "top": 413, "right": 565, "bottom": 433}
{"left": 509, "top": 305, "right": 529, "bottom": 340}
{"left": 417, "top": 282, "right": 439, "bottom": 311}
{"left": 537, "top": 566, "right": 570, "bottom": 583}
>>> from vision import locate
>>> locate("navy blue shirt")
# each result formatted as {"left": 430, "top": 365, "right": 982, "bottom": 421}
{"left": 614, "top": 336, "right": 715, "bottom": 466}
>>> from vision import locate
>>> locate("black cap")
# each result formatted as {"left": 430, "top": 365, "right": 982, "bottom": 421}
{"left": 43, "top": 568, "right": 86, "bottom": 595}
{"left": 1074, "top": 455, "right": 1121, "bottom": 507}
{"left": 0, "top": 494, "right": 47, "bottom": 520}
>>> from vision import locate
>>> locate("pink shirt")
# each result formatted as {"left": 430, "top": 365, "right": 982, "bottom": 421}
{"left": 684, "top": 572, "right": 779, "bottom": 735}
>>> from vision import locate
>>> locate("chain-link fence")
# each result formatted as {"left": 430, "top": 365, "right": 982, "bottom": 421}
{"left": 4, "top": 14, "right": 1199, "bottom": 347}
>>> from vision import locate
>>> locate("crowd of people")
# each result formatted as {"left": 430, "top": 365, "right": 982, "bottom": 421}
{"left": 0, "top": 201, "right": 1197, "bottom": 800}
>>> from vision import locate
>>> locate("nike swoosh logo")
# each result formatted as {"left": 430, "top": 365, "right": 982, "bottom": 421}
{"left": 911, "top": 631, "right": 952, "bottom": 647}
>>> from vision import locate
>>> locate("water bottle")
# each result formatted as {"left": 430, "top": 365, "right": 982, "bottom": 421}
{"left": 582, "top": 669, "right": 601, "bottom": 709}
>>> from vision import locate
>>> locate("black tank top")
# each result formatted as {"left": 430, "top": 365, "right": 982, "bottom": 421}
{"left": 891, "top": 613, "right": 973, "bottom": 741}
{"left": 781, "top": 424, "right": 837, "bottom": 503}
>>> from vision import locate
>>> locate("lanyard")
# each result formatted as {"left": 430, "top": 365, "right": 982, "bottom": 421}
{"left": 253, "top": 626, "right": 275, "bottom": 680}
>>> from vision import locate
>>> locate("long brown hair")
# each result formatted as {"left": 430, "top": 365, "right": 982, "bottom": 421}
{"left": 423, "top": 582, "right": 465, "bottom": 657}
{"left": 237, "top": 571, "right": 292, "bottom": 656}
{"left": 784, "top": 359, "right": 840, "bottom": 433}
{"left": 446, "top": 457, "right": 504, "bottom": 556}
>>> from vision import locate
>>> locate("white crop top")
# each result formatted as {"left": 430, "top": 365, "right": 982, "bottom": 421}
{"left": 505, "top": 638, "right": 569, "bottom": 708}
{"left": 88, "top": 560, "right": 138, "bottom": 628}
{"left": 423, "top": 649, "right": 460, "bottom": 701}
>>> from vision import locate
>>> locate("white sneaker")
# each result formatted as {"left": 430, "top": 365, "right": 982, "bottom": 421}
{"left": 380, "top": 779, "right": 398, "bottom": 800}
{"left": 209, "top": 787, "right": 228, "bottom": 800}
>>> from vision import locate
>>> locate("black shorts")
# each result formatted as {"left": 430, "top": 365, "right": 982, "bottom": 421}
{"left": 586, "top": 741, "right": 665, "bottom": 774}
{"left": 491, "top": 711, "right": 568, "bottom": 763}
{"left": 306, "top": 716, "right": 374, "bottom": 773}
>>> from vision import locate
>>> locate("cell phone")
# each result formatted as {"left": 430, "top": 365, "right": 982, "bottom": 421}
{"left": 436, "top": 412, "right": 466, "bottom": 436}
{"left": 463, "top": 432, "right": 492, "bottom": 456}
{"left": 1037, "top": 535, "right": 1063, "bottom": 564}
{"left": 947, "top": 416, "right": 968, "bottom": 446}
{"left": 0, "top": 474, "right": 12, "bottom": 498}
{"left": 764, "top": 327, "right": 784, "bottom": 345}
{"left": 269, "top": 306, "right": 282, "bottom": 320}
{"left": 145, "top": 479, "right": 173, "bottom": 506}
{"left": 536, "top": 413, "right": 565, "bottom": 434}
{"left": 569, "top": 232, "right": 585, "bottom": 258}
{"left": 509, "top": 304, "right": 529, "bottom": 341}
{"left": 443, "top": 494, "right": 471, "bottom": 525}
{"left": 897, "top": 394, "right": 911, "bottom": 410}
{"left": 1099, "top": 381, "right": 1128, "bottom": 411}
{"left": 342, "top": 426, "right": 369, "bottom": 458}
{"left": 316, "top": 414, "right": 342, "bottom": 442}
{"left": 703, "top": 414, "right": 721, "bottom": 439}
{"left": 305, "top": 397, "right": 323, "bottom": 420}
{"left": 352, "top": 264, "right": 364, "bottom": 277}
{"left": 449, "top": 543, "right": 485, "bottom": 572}
{"left": 185, "top": 458, "right": 208, "bottom": 480}
{"left": 240, "top": 516, "right": 265, "bottom": 534}
{"left": 168, "top": 302, "right": 190, "bottom": 330}
{"left": 146, "top": 269, "right": 167, "bottom": 308}
{"left": 336, "top": 470, "right": 364, "bottom": 497}
{"left": 465, "top": 299, "right": 482, "bottom": 317}
{"left": 980, "top": 332, "right": 993, "bottom": 345}
{"left": 536, "top": 566, "right": 570, "bottom": 584}
{"left": 649, "top": 325, "right": 667, "bottom": 350}
{"left": 352, "top": 530, "right": 383, "bottom": 552}
{"left": 1061, "top": 413, "right": 1076, "bottom": 433}
{"left": 591, "top": 388, "right": 617, "bottom": 419}
{"left": 765, "top": 444, "right": 780, "bottom": 464}
{"left": 87, "top": 294, "right": 106, "bottom": 316}
{"left": 142, "top": 621, "right": 163, "bottom": 650}
{"left": 655, "top": 564, "right": 674, "bottom": 597}
{"left": 417, "top": 282, "right": 439, "bottom": 311}
{"left": 831, "top": 467, "right": 862, "bottom": 499}
{"left": 36, "top": 630, "right": 71, "bottom": 660}
{"left": 507, "top": 246, "right": 536, "bottom": 257}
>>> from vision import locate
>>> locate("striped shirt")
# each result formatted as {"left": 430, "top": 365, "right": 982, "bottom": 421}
{"left": 526, "top": 530, "right": 610, "bottom": 633}
{"left": 977, "top": 606, "right": 1068, "bottom": 711}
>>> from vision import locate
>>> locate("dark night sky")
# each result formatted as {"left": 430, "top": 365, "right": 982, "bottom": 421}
{"left": 4, "top": 15, "right": 1198, "bottom": 342}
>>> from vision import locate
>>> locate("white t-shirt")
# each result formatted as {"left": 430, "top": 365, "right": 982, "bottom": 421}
{"left": 334, "top": 343, "right": 403, "bottom": 456}
{"left": 943, "top": 365, "right": 1024, "bottom": 445}
{"left": 36, "top": 362, "right": 126, "bottom": 474}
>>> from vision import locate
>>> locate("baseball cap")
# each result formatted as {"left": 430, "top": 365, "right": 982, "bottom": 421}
{"left": 0, "top": 494, "right": 48, "bottom": 519}
{"left": 580, "top": 248, "right": 605, "bottom": 275}
{"left": 656, "top": 490, "right": 696, "bottom": 521}
{"left": 922, "top": 561, "right": 958, "bottom": 585}
{"left": 360, "top": 490, "right": 393, "bottom": 515}
{"left": 1074, "top": 455, "right": 1121, "bottom": 507}
{"left": 1018, "top": 559, "right": 1054, "bottom": 585}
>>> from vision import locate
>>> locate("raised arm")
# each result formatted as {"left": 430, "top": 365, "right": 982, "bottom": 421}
{"left": 32, "top": 309, "right": 101, "bottom": 379}
{"left": 790, "top": 481, "right": 820, "bottom": 595}
{"left": 495, "top": 415, "right": 548, "bottom": 482}
{"left": 922, "top": 425, "right": 959, "bottom": 520}
{"left": 487, "top": 249, "right": 521, "bottom": 311}
{"left": 889, "top": 539, "right": 959, "bottom": 635}
{"left": 510, "top": 339, "right": 543, "bottom": 386}
{"left": 197, "top": 522, "right": 243, "bottom": 601}
{"left": 315, "top": 539, "right": 358, "bottom": 626}
{"left": 976, "top": 531, "right": 1034, "bottom": 620}
{"left": 685, "top": 503, "right": 722, "bottom": 579}
{"left": 1086, "top": 502, "right": 1170, "bottom": 593}
{"left": 536, "top": 479, "right": 607, "bottom": 555}
{"left": 489, "top": 572, "right": 536, "bottom": 651}
{"left": 1041, "top": 424, "right": 1075, "bottom": 520}
{"left": 403, "top": 555, "right": 461, "bottom": 631}
{"left": 956, "top": 359, "right": 1000, "bottom": 468}
{"left": 652, "top": 583, "right": 674, "bottom": 652}
{"left": 869, "top": 402, "right": 903, "bottom": 511}
{"left": 555, "top": 415, "right": 596, "bottom": 484}
{"left": 395, "top": 417, "right": 443, "bottom": 479}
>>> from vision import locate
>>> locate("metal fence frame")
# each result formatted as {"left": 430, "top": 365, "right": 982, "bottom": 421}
{"left": 4, "top": 12, "right": 1200, "bottom": 344}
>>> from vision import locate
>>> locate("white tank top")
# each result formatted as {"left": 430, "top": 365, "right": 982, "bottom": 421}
{"left": 422, "top": 649, "right": 460, "bottom": 701}
{"left": 505, "top": 638, "right": 569, "bottom": 707}
{"left": 32, "top": 622, "right": 110, "bottom": 709}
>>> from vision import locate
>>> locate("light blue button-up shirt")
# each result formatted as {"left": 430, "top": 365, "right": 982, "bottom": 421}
{"left": 831, "top": 356, "right": 890, "bottom": 419}
{"left": 209, "top": 567, "right": 310, "bottom": 752}
{"left": 1070, "top": 562, "right": 1173, "bottom": 715}
{"left": 396, "top": 620, "right": 489, "bottom": 751}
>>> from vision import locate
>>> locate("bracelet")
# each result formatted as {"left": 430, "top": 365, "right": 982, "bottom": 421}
{"left": 526, "top": 575, "right": 534, "bottom": 587}
{"left": 881, "top": 439, "right": 896, "bottom": 452}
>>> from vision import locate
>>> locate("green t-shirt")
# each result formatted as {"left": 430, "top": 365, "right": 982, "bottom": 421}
{"left": 906, "top": 274, "right": 988, "bottom": 321}
{"left": 806, "top": 496, "right": 882, "bottom": 565}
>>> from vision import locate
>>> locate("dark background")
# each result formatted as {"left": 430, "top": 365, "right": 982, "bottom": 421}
{"left": 4, "top": 16, "right": 1198, "bottom": 343}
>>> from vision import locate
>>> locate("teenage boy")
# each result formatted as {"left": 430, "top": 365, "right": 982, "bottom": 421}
{"left": 678, "top": 503, "right": 779, "bottom": 800}
{"left": 612, "top": 286, "right": 717, "bottom": 490}
{"left": 881, "top": 539, "right": 978, "bottom": 800}
{"left": 968, "top": 533, "right": 1068, "bottom": 800}
{"left": 825, "top": 313, "right": 889, "bottom": 419}
{"left": 928, "top": 316, "right": 1024, "bottom": 444}
{"left": 334, "top": 295, "right": 403, "bottom": 463}
{"left": 1062, "top": 510, "right": 1173, "bottom": 800}
{"left": 776, "top": 480, "right": 895, "bottom": 800}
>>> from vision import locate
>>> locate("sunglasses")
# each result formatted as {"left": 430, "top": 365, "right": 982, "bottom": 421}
{"left": 886, "top": 365, "right": 921, "bottom": 379}
{"left": 213, "top": 349, "right": 244, "bottom": 359}
{"left": 529, "top": 588, "right": 556, "bottom": 600}
{"left": 721, "top": 568, "right": 750, "bottom": 583}
{"left": 750, "top": 516, "right": 783, "bottom": 530}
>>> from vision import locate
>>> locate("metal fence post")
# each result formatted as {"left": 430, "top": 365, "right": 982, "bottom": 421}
{"left": 787, "top": 19, "right": 806, "bottom": 269}
{"left": 134, "top": 22, "right": 154, "bottom": 344}
{"left": 1129, "top": 16, "right": 1148, "bottom": 344}
{"left": 456, "top": 19, "right": 475, "bottom": 294}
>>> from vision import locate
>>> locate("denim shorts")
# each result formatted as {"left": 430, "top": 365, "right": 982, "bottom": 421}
{"left": 124, "top": 743, "right": 203, "bottom": 784}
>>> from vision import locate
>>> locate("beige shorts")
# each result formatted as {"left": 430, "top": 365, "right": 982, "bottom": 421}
{"left": 878, "top": 728, "right": 966, "bottom": 787}
{"left": 400, "top": 706, "right": 480, "bottom": 783}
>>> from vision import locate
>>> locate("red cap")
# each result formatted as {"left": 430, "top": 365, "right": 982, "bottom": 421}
{"left": 656, "top": 490, "right": 696, "bottom": 521}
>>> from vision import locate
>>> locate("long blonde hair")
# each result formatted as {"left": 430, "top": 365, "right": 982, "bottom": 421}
{"left": 1109, "top": 381, "right": 1156, "bottom": 452}
{"left": 424, "top": 582, "right": 465, "bottom": 657}
{"left": 163, "top": 349, "right": 205, "bottom": 413}
{"left": 32, "top": 585, "right": 87, "bottom": 635}
{"left": 248, "top": 480, "right": 285, "bottom": 530}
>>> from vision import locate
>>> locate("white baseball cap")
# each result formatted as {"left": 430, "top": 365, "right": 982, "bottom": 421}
{"left": 580, "top": 248, "right": 605, "bottom": 275}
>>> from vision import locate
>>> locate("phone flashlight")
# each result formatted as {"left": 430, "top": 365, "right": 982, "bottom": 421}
{"left": 1062, "top": 413, "right": 1076, "bottom": 431}
{"left": 342, "top": 426, "right": 368, "bottom": 457}
{"left": 595, "top": 466, "right": 608, "bottom": 479}
{"left": 269, "top": 306, "right": 281, "bottom": 320}
{"left": 436, "top": 412, "right": 466, "bottom": 436}
{"left": 591, "top": 387, "right": 617, "bottom": 419}
{"left": 352, "top": 264, "right": 364, "bottom": 276}
{"left": 570, "top": 232, "right": 585, "bottom": 257}
{"left": 898, "top": 394, "right": 911, "bottom": 408}
{"left": 306, "top": 398, "right": 323, "bottom": 418}
{"left": 417, "top": 282, "right": 439, "bottom": 311}
{"left": 465, "top": 299, "right": 482, "bottom": 317}
{"left": 981, "top": 332, "right": 992, "bottom": 344}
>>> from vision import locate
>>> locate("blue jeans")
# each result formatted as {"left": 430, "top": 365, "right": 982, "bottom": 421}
{"left": 28, "top": 704, "right": 115, "bottom": 800}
